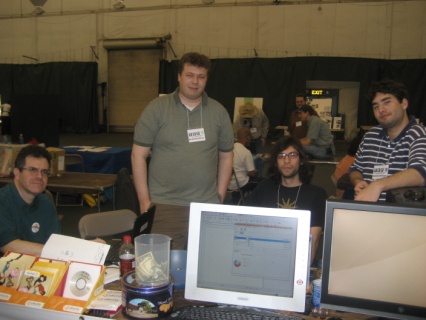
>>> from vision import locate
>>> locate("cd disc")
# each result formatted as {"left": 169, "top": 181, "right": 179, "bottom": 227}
{"left": 69, "top": 270, "right": 93, "bottom": 297}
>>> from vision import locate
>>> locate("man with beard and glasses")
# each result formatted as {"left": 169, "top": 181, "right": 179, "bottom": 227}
{"left": 245, "top": 136, "right": 327, "bottom": 266}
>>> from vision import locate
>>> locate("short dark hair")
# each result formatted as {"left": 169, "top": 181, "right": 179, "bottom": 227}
{"left": 295, "top": 93, "right": 306, "bottom": 100}
{"left": 178, "top": 52, "right": 211, "bottom": 75}
{"left": 267, "top": 136, "right": 312, "bottom": 185}
{"left": 15, "top": 145, "right": 51, "bottom": 169}
{"left": 366, "top": 79, "right": 409, "bottom": 105}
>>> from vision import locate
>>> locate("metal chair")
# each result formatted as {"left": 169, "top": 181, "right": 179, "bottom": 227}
{"left": 78, "top": 209, "right": 137, "bottom": 239}
{"left": 115, "top": 167, "right": 141, "bottom": 215}
{"left": 55, "top": 154, "right": 85, "bottom": 207}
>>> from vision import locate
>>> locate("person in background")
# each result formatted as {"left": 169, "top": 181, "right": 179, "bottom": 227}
{"left": 233, "top": 101, "right": 269, "bottom": 155}
{"left": 245, "top": 136, "right": 327, "bottom": 266}
{"left": 287, "top": 93, "right": 308, "bottom": 140}
{"left": 132, "top": 52, "right": 234, "bottom": 249}
{"left": 1, "top": 101, "right": 11, "bottom": 143}
{"left": 228, "top": 128, "right": 264, "bottom": 203}
{"left": 298, "top": 105, "right": 334, "bottom": 159}
{"left": 233, "top": 101, "right": 269, "bottom": 176}
{"left": 331, "top": 134, "right": 362, "bottom": 199}
{"left": 349, "top": 79, "right": 426, "bottom": 202}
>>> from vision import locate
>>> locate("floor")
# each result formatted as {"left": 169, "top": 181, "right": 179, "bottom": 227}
{"left": 57, "top": 133, "right": 350, "bottom": 240}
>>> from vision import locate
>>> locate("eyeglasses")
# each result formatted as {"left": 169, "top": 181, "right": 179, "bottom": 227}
{"left": 20, "top": 167, "right": 51, "bottom": 177}
{"left": 277, "top": 152, "right": 299, "bottom": 160}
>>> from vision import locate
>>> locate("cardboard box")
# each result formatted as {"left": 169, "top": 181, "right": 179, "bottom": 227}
{"left": 0, "top": 252, "right": 105, "bottom": 314}
{"left": 0, "top": 143, "right": 29, "bottom": 177}
{"left": 46, "top": 147, "right": 65, "bottom": 177}
{"left": 43, "top": 262, "right": 105, "bottom": 315}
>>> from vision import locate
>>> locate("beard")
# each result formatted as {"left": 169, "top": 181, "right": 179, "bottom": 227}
{"left": 279, "top": 166, "right": 300, "bottom": 179}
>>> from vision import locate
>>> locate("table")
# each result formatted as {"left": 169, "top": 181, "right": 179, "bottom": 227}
{"left": 0, "top": 287, "right": 370, "bottom": 320}
{"left": 275, "top": 125, "right": 346, "bottom": 139}
{"left": 63, "top": 146, "right": 131, "bottom": 174}
{"left": 101, "top": 283, "right": 370, "bottom": 319}
{"left": 0, "top": 172, "right": 116, "bottom": 212}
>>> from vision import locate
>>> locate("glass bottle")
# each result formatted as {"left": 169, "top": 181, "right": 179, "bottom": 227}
{"left": 119, "top": 235, "right": 135, "bottom": 277}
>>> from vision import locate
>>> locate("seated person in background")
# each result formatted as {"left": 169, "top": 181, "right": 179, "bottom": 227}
{"left": 228, "top": 128, "right": 264, "bottom": 202}
{"left": 349, "top": 79, "right": 426, "bottom": 202}
{"left": 0, "top": 145, "right": 104, "bottom": 257}
{"left": 298, "top": 105, "right": 335, "bottom": 159}
{"left": 331, "top": 134, "right": 363, "bottom": 199}
{"left": 245, "top": 136, "right": 327, "bottom": 266}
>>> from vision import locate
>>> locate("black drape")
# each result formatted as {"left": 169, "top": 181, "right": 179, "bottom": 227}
{"left": 0, "top": 62, "right": 98, "bottom": 134}
{"left": 159, "top": 57, "right": 426, "bottom": 138}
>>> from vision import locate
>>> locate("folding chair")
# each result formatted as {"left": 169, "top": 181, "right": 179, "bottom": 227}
{"left": 78, "top": 209, "right": 137, "bottom": 239}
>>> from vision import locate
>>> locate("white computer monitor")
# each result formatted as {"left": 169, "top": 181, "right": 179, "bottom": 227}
{"left": 321, "top": 199, "right": 426, "bottom": 320}
{"left": 185, "top": 202, "right": 311, "bottom": 312}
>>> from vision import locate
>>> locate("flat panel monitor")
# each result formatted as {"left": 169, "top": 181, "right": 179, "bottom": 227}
{"left": 185, "top": 202, "right": 311, "bottom": 312}
{"left": 321, "top": 199, "right": 426, "bottom": 320}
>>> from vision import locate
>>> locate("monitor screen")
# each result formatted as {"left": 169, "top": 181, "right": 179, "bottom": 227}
{"left": 185, "top": 202, "right": 311, "bottom": 312}
{"left": 321, "top": 199, "right": 426, "bottom": 320}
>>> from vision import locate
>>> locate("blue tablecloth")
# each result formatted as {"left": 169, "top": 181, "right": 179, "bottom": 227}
{"left": 63, "top": 146, "right": 132, "bottom": 174}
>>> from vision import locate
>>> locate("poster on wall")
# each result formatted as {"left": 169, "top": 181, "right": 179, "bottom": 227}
{"left": 233, "top": 97, "right": 263, "bottom": 122}
{"left": 333, "top": 117, "right": 342, "bottom": 129}
{"left": 310, "top": 98, "right": 333, "bottom": 128}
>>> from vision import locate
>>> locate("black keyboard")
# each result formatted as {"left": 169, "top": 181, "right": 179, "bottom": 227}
{"left": 169, "top": 305, "right": 304, "bottom": 320}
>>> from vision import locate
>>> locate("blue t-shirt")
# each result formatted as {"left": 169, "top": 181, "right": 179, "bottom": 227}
{"left": 0, "top": 183, "right": 61, "bottom": 248}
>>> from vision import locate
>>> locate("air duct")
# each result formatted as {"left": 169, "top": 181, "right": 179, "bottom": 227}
{"left": 103, "top": 37, "right": 169, "bottom": 50}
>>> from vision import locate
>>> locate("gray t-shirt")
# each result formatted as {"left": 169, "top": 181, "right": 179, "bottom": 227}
{"left": 133, "top": 89, "right": 234, "bottom": 206}
{"left": 306, "top": 115, "right": 333, "bottom": 147}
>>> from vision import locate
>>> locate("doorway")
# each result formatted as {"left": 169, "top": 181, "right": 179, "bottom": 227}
{"left": 107, "top": 49, "right": 163, "bottom": 132}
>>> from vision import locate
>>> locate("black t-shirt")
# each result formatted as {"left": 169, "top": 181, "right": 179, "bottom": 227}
{"left": 245, "top": 179, "right": 327, "bottom": 228}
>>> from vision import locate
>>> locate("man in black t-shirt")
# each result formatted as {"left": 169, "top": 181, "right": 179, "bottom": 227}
{"left": 245, "top": 136, "right": 327, "bottom": 266}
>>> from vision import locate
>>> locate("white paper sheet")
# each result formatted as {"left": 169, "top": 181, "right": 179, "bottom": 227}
{"left": 41, "top": 234, "right": 110, "bottom": 265}
{"left": 77, "top": 147, "right": 110, "bottom": 152}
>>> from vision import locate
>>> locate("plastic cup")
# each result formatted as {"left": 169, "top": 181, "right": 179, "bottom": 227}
{"left": 134, "top": 234, "right": 171, "bottom": 287}
{"left": 312, "top": 278, "right": 322, "bottom": 307}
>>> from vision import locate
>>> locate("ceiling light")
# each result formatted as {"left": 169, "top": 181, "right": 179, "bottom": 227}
{"left": 30, "top": 0, "right": 47, "bottom": 6}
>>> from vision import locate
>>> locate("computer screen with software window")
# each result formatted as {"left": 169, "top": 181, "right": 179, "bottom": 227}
{"left": 321, "top": 199, "right": 426, "bottom": 320}
{"left": 185, "top": 202, "right": 311, "bottom": 312}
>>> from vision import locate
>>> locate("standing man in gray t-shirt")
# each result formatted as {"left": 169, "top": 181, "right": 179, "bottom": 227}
{"left": 131, "top": 52, "right": 234, "bottom": 248}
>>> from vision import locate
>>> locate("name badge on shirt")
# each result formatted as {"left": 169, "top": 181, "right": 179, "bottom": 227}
{"left": 296, "top": 121, "right": 302, "bottom": 127}
{"left": 372, "top": 164, "right": 389, "bottom": 180}
{"left": 187, "top": 128, "right": 206, "bottom": 143}
{"left": 250, "top": 128, "right": 257, "bottom": 134}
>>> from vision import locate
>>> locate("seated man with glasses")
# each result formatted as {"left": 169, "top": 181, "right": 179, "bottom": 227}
{"left": 245, "top": 136, "right": 327, "bottom": 266}
{"left": 0, "top": 145, "right": 60, "bottom": 256}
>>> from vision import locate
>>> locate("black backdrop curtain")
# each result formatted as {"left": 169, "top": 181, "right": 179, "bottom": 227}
{"left": 0, "top": 62, "right": 98, "bottom": 134}
{"left": 159, "top": 57, "right": 426, "bottom": 138}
